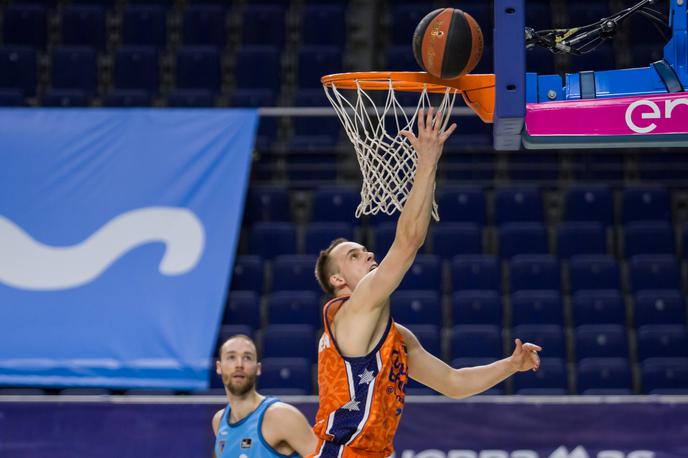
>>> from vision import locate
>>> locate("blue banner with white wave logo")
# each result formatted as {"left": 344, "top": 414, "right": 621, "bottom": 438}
{"left": 0, "top": 109, "right": 258, "bottom": 389}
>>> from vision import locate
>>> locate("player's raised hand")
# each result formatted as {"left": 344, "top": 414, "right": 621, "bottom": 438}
{"left": 399, "top": 107, "right": 457, "bottom": 168}
{"left": 509, "top": 338, "right": 542, "bottom": 372}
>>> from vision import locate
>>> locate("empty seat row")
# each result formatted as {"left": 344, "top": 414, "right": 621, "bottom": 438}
{"left": 2, "top": 4, "right": 347, "bottom": 49}
{"left": 247, "top": 185, "right": 675, "bottom": 226}
{"left": 216, "top": 323, "right": 688, "bottom": 367}
{"left": 233, "top": 253, "right": 687, "bottom": 295}
{"left": 225, "top": 287, "right": 687, "bottom": 329}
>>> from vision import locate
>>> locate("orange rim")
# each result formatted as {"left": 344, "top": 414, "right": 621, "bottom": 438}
{"left": 321, "top": 71, "right": 495, "bottom": 123}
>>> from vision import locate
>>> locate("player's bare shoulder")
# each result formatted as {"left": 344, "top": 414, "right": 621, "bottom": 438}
{"left": 212, "top": 408, "right": 225, "bottom": 436}
{"left": 262, "top": 401, "right": 302, "bottom": 428}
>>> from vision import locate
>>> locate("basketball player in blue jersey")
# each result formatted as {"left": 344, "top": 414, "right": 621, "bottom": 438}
{"left": 212, "top": 334, "right": 318, "bottom": 458}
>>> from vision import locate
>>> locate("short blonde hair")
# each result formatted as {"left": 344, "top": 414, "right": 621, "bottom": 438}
{"left": 314, "top": 238, "right": 348, "bottom": 295}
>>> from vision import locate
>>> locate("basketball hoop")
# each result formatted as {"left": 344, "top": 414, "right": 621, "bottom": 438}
{"left": 321, "top": 71, "right": 494, "bottom": 221}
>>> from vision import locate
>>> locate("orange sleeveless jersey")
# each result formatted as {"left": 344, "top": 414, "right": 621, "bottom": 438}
{"left": 308, "top": 295, "right": 408, "bottom": 458}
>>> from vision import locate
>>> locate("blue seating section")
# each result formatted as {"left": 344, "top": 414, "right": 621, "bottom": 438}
{"left": 7, "top": 2, "right": 688, "bottom": 396}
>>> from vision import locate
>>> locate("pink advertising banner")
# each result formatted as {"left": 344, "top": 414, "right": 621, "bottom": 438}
{"left": 525, "top": 92, "right": 688, "bottom": 136}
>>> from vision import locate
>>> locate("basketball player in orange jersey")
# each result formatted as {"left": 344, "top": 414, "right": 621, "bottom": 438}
{"left": 310, "top": 107, "right": 543, "bottom": 457}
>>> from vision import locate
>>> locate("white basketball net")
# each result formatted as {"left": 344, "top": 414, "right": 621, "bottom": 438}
{"left": 324, "top": 79, "right": 458, "bottom": 221}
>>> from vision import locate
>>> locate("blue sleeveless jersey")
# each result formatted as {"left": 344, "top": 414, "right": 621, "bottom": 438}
{"left": 215, "top": 396, "right": 298, "bottom": 458}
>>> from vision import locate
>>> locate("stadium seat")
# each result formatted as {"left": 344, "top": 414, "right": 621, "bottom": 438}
{"left": 498, "top": 223, "right": 549, "bottom": 258}
{"left": 183, "top": 4, "right": 227, "bottom": 47}
{"left": 623, "top": 222, "right": 675, "bottom": 257}
{"left": 429, "top": 223, "right": 482, "bottom": 259}
{"left": 166, "top": 89, "right": 214, "bottom": 107}
{"left": 568, "top": 255, "right": 620, "bottom": 292}
{"left": 641, "top": 358, "right": 688, "bottom": 394}
{"left": 114, "top": 47, "right": 159, "bottom": 92}
{"left": 571, "top": 290, "right": 625, "bottom": 326}
{"left": 51, "top": 47, "right": 97, "bottom": 95}
{"left": 297, "top": 46, "right": 342, "bottom": 89}
{"left": 574, "top": 325, "right": 628, "bottom": 361}
{"left": 3, "top": 5, "right": 47, "bottom": 49}
{"left": 241, "top": 5, "right": 286, "bottom": 48}
{"left": 398, "top": 255, "right": 442, "bottom": 291}
{"left": 513, "top": 358, "right": 567, "bottom": 394}
{"left": 407, "top": 325, "right": 441, "bottom": 356}
{"left": 261, "top": 325, "right": 317, "bottom": 362}
{"left": 254, "top": 117, "right": 279, "bottom": 150}
{"left": 449, "top": 325, "right": 503, "bottom": 359}
{"left": 231, "top": 88, "right": 277, "bottom": 107}
{"left": 121, "top": 5, "right": 167, "bottom": 47}
{"left": 372, "top": 222, "right": 395, "bottom": 255}
{"left": 562, "top": 185, "right": 614, "bottom": 227}
{"left": 451, "top": 290, "right": 502, "bottom": 326}
{"left": 218, "top": 324, "right": 255, "bottom": 342}
{"left": 509, "top": 255, "right": 560, "bottom": 292}
{"left": 290, "top": 116, "right": 341, "bottom": 149}
{"left": 512, "top": 325, "right": 566, "bottom": 359}
{"left": 576, "top": 358, "right": 633, "bottom": 394}
{"left": 628, "top": 255, "right": 681, "bottom": 292}
{"left": 259, "top": 358, "right": 312, "bottom": 395}
{"left": 451, "top": 255, "right": 501, "bottom": 292}
{"left": 61, "top": 5, "right": 106, "bottom": 50}
{"left": 235, "top": 46, "right": 281, "bottom": 91}
{"left": 0, "top": 46, "right": 37, "bottom": 97}
{"left": 436, "top": 186, "right": 486, "bottom": 225}
{"left": 102, "top": 89, "right": 151, "bottom": 107}
{"left": 442, "top": 151, "right": 495, "bottom": 180}
{"left": 511, "top": 290, "right": 563, "bottom": 327}
{"left": 230, "top": 255, "right": 264, "bottom": 294}
{"left": 175, "top": 46, "right": 221, "bottom": 93}
{"left": 636, "top": 325, "right": 688, "bottom": 361}
{"left": 223, "top": 291, "right": 260, "bottom": 328}
{"left": 390, "top": 4, "right": 428, "bottom": 45}
{"left": 622, "top": 186, "right": 671, "bottom": 223}
{"left": 304, "top": 222, "right": 354, "bottom": 255}
{"left": 41, "top": 89, "right": 89, "bottom": 107}
{"left": 494, "top": 187, "right": 543, "bottom": 224}
{"left": 507, "top": 153, "right": 559, "bottom": 181}
{"left": 271, "top": 255, "right": 320, "bottom": 292}
{"left": 0, "top": 89, "right": 23, "bottom": 106}
{"left": 301, "top": 5, "right": 346, "bottom": 46}
{"left": 248, "top": 222, "right": 297, "bottom": 259}
{"left": 633, "top": 290, "right": 686, "bottom": 326}
{"left": 556, "top": 222, "right": 607, "bottom": 259}
{"left": 267, "top": 291, "right": 320, "bottom": 327}
{"left": 385, "top": 45, "right": 418, "bottom": 71}
{"left": 390, "top": 290, "right": 442, "bottom": 327}
{"left": 246, "top": 186, "right": 290, "bottom": 223}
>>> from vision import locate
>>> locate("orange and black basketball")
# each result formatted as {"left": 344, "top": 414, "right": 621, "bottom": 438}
{"left": 412, "top": 8, "right": 484, "bottom": 79}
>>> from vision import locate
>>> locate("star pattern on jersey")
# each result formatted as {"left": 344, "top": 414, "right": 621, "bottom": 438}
{"left": 358, "top": 368, "right": 375, "bottom": 385}
{"left": 342, "top": 399, "right": 360, "bottom": 411}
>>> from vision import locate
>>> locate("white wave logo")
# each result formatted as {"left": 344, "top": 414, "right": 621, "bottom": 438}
{"left": 0, "top": 207, "right": 205, "bottom": 291}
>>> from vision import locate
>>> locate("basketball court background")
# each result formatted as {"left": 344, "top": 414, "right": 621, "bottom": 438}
{"left": 1, "top": 0, "right": 687, "bottom": 456}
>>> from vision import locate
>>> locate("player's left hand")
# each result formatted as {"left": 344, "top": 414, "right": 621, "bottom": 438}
{"left": 509, "top": 338, "right": 542, "bottom": 372}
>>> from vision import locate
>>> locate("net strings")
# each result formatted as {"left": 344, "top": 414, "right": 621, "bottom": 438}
{"left": 324, "top": 80, "right": 457, "bottom": 221}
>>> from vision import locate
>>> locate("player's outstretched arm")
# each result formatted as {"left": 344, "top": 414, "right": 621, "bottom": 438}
{"left": 397, "top": 324, "right": 542, "bottom": 399}
{"left": 348, "top": 108, "right": 457, "bottom": 311}
{"left": 262, "top": 402, "right": 318, "bottom": 457}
